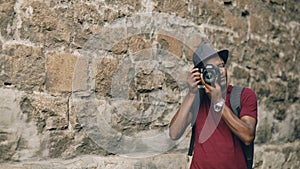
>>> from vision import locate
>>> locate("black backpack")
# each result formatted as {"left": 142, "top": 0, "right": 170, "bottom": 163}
{"left": 187, "top": 86, "right": 254, "bottom": 169}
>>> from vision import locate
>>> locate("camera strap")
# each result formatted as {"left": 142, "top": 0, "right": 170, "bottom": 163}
{"left": 188, "top": 88, "right": 205, "bottom": 156}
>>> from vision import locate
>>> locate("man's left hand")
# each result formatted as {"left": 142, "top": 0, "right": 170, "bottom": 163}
{"left": 202, "top": 77, "right": 223, "bottom": 104}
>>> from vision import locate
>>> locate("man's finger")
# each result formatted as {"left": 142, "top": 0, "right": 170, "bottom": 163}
{"left": 190, "top": 68, "right": 199, "bottom": 74}
{"left": 214, "top": 77, "right": 220, "bottom": 89}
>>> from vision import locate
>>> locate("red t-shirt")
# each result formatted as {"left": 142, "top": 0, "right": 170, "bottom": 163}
{"left": 190, "top": 85, "right": 257, "bottom": 169}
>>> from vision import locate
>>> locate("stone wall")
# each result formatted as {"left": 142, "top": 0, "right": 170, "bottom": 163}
{"left": 0, "top": 0, "right": 299, "bottom": 168}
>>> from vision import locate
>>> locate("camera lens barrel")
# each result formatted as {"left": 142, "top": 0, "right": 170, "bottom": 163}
{"left": 201, "top": 64, "right": 220, "bottom": 86}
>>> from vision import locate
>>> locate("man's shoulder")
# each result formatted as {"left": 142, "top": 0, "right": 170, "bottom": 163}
{"left": 228, "top": 85, "right": 256, "bottom": 96}
{"left": 237, "top": 86, "right": 258, "bottom": 119}
{"left": 228, "top": 85, "right": 257, "bottom": 102}
{"left": 241, "top": 87, "right": 257, "bottom": 98}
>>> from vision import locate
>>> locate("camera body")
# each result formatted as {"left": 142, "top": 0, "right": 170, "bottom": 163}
{"left": 198, "top": 64, "right": 221, "bottom": 87}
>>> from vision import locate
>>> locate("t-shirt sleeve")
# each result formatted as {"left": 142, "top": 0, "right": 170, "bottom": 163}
{"left": 239, "top": 88, "right": 258, "bottom": 120}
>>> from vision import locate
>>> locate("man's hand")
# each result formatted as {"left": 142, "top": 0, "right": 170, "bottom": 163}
{"left": 188, "top": 68, "right": 201, "bottom": 94}
{"left": 202, "top": 76, "right": 223, "bottom": 104}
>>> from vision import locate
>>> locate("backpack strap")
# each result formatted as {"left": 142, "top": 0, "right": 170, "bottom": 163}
{"left": 230, "top": 86, "right": 244, "bottom": 117}
{"left": 241, "top": 141, "right": 254, "bottom": 169}
{"left": 188, "top": 88, "right": 205, "bottom": 156}
{"left": 188, "top": 124, "right": 196, "bottom": 156}
{"left": 230, "top": 86, "right": 254, "bottom": 169}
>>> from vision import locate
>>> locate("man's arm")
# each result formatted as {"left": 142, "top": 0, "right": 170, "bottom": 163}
{"left": 169, "top": 92, "right": 198, "bottom": 140}
{"left": 221, "top": 107, "right": 257, "bottom": 145}
{"left": 169, "top": 68, "right": 201, "bottom": 140}
{"left": 221, "top": 89, "right": 257, "bottom": 145}
{"left": 203, "top": 78, "right": 257, "bottom": 145}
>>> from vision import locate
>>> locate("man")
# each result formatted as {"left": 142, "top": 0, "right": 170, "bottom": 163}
{"left": 169, "top": 43, "right": 258, "bottom": 169}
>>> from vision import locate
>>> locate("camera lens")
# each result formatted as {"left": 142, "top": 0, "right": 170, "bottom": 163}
{"left": 203, "top": 70, "right": 216, "bottom": 85}
{"left": 196, "top": 64, "right": 221, "bottom": 87}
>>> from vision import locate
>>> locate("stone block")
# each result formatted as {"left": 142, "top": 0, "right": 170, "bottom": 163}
{"left": 72, "top": 55, "right": 91, "bottom": 93}
{"left": 157, "top": 34, "right": 183, "bottom": 59}
{"left": 256, "top": 103, "right": 300, "bottom": 143}
{"left": 84, "top": 26, "right": 127, "bottom": 52}
{"left": 110, "top": 39, "right": 128, "bottom": 54}
{"left": 254, "top": 142, "right": 300, "bottom": 169}
{"left": 0, "top": 89, "right": 43, "bottom": 162}
{"left": 19, "top": 1, "right": 57, "bottom": 44}
{"left": 224, "top": 11, "right": 248, "bottom": 36}
{"left": 232, "top": 66, "right": 250, "bottom": 79}
{"left": 255, "top": 106, "right": 273, "bottom": 144}
{"left": 128, "top": 35, "right": 152, "bottom": 54}
{"left": 0, "top": 54, "right": 10, "bottom": 88}
{"left": 67, "top": 2, "right": 105, "bottom": 49}
{"left": 249, "top": 12, "right": 272, "bottom": 36}
{"left": 20, "top": 1, "right": 104, "bottom": 49}
{"left": 268, "top": 80, "right": 286, "bottom": 102}
{"left": 235, "top": 0, "right": 254, "bottom": 11}
{"left": 202, "top": 0, "right": 225, "bottom": 25}
{"left": 1, "top": 44, "right": 45, "bottom": 91}
{"left": 20, "top": 92, "right": 69, "bottom": 133}
{"left": 95, "top": 57, "right": 119, "bottom": 98}
{"left": 46, "top": 52, "right": 77, "bottom": 92}
{"left": 134, "top": 69, "right": 165, "bottom": 92}
{"left": 251, "top": 81, "right": 270, "bottom": 99}
{"left": 0, "top": 89, "right": 22, "bottom": 162}
{"left": 48, "top": 131, "right": 74, "bottom": 158}
{"left": 273, "top": 104, "right": 300, "bottom": 142}
{"left": 0, "top": 0, "right": 15, "bottom": 39}
{"left": 153, "top": 0, "right": 188, "bottom": 18}
{"left": 0, "top": 154, "right": 189, "bottom": 169}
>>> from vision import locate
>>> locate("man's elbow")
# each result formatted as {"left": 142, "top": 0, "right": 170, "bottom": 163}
{"left": 169, "top": 126, "right": 183, "bottom": 140}
{"left": 169, "top": 130, "right": 181, "bottom": 140}
{"left": 243, "top": 134, "right": 255, "bottom": 146}
{"left": 242, "top": 121, "right": 256, "bottom": 146}
{"left": 169, "top": 134, "right": 180, "bottom": 141}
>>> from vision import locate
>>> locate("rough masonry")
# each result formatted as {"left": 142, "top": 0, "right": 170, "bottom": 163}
{"left": 0, "top": 0, "right": 299, "bottom": 168}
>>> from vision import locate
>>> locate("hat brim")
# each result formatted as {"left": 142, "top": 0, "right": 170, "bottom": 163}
{"left": 194, "top": 49, "right": 229, "bottom": 68}
{"left": 217, "top": 49, "right": 229, "bottom": 64}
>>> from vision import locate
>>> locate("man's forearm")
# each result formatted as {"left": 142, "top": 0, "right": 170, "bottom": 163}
{"left": 222, "top": 105, "right": 256, "bottom": 145}
{"left": 169, "top": 92, "right": 198, "bottom": 140}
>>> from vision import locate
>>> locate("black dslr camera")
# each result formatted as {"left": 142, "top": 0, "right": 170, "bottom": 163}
{"left": 198, "top": 64, "right": 221, "bottom": 87}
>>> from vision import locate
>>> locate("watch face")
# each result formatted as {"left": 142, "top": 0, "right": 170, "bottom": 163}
{"left": 214, "top": 104, "right": 220, "bottom": 112}
{"left": 214, "top": 99, "right": 225, "bottom": 112}
{"left": 214, "top": 104, "right": 222, "bottom": 112}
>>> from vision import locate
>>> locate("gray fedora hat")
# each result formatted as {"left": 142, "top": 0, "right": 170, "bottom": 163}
{"left": 192, "top": 43, "right": 229, "bottom": 67}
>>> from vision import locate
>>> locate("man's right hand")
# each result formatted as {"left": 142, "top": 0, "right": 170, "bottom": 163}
{"left": 188, "top": 68, "right": 202, "bottom": 94}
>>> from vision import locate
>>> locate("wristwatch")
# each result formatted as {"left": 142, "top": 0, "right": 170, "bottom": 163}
{"left": 214, "top": 98, "right": 225, "bottom": 112}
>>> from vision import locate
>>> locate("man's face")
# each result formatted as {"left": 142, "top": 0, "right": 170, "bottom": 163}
{"left": 203, "top": 55, "right": 227, "bottom": 88}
